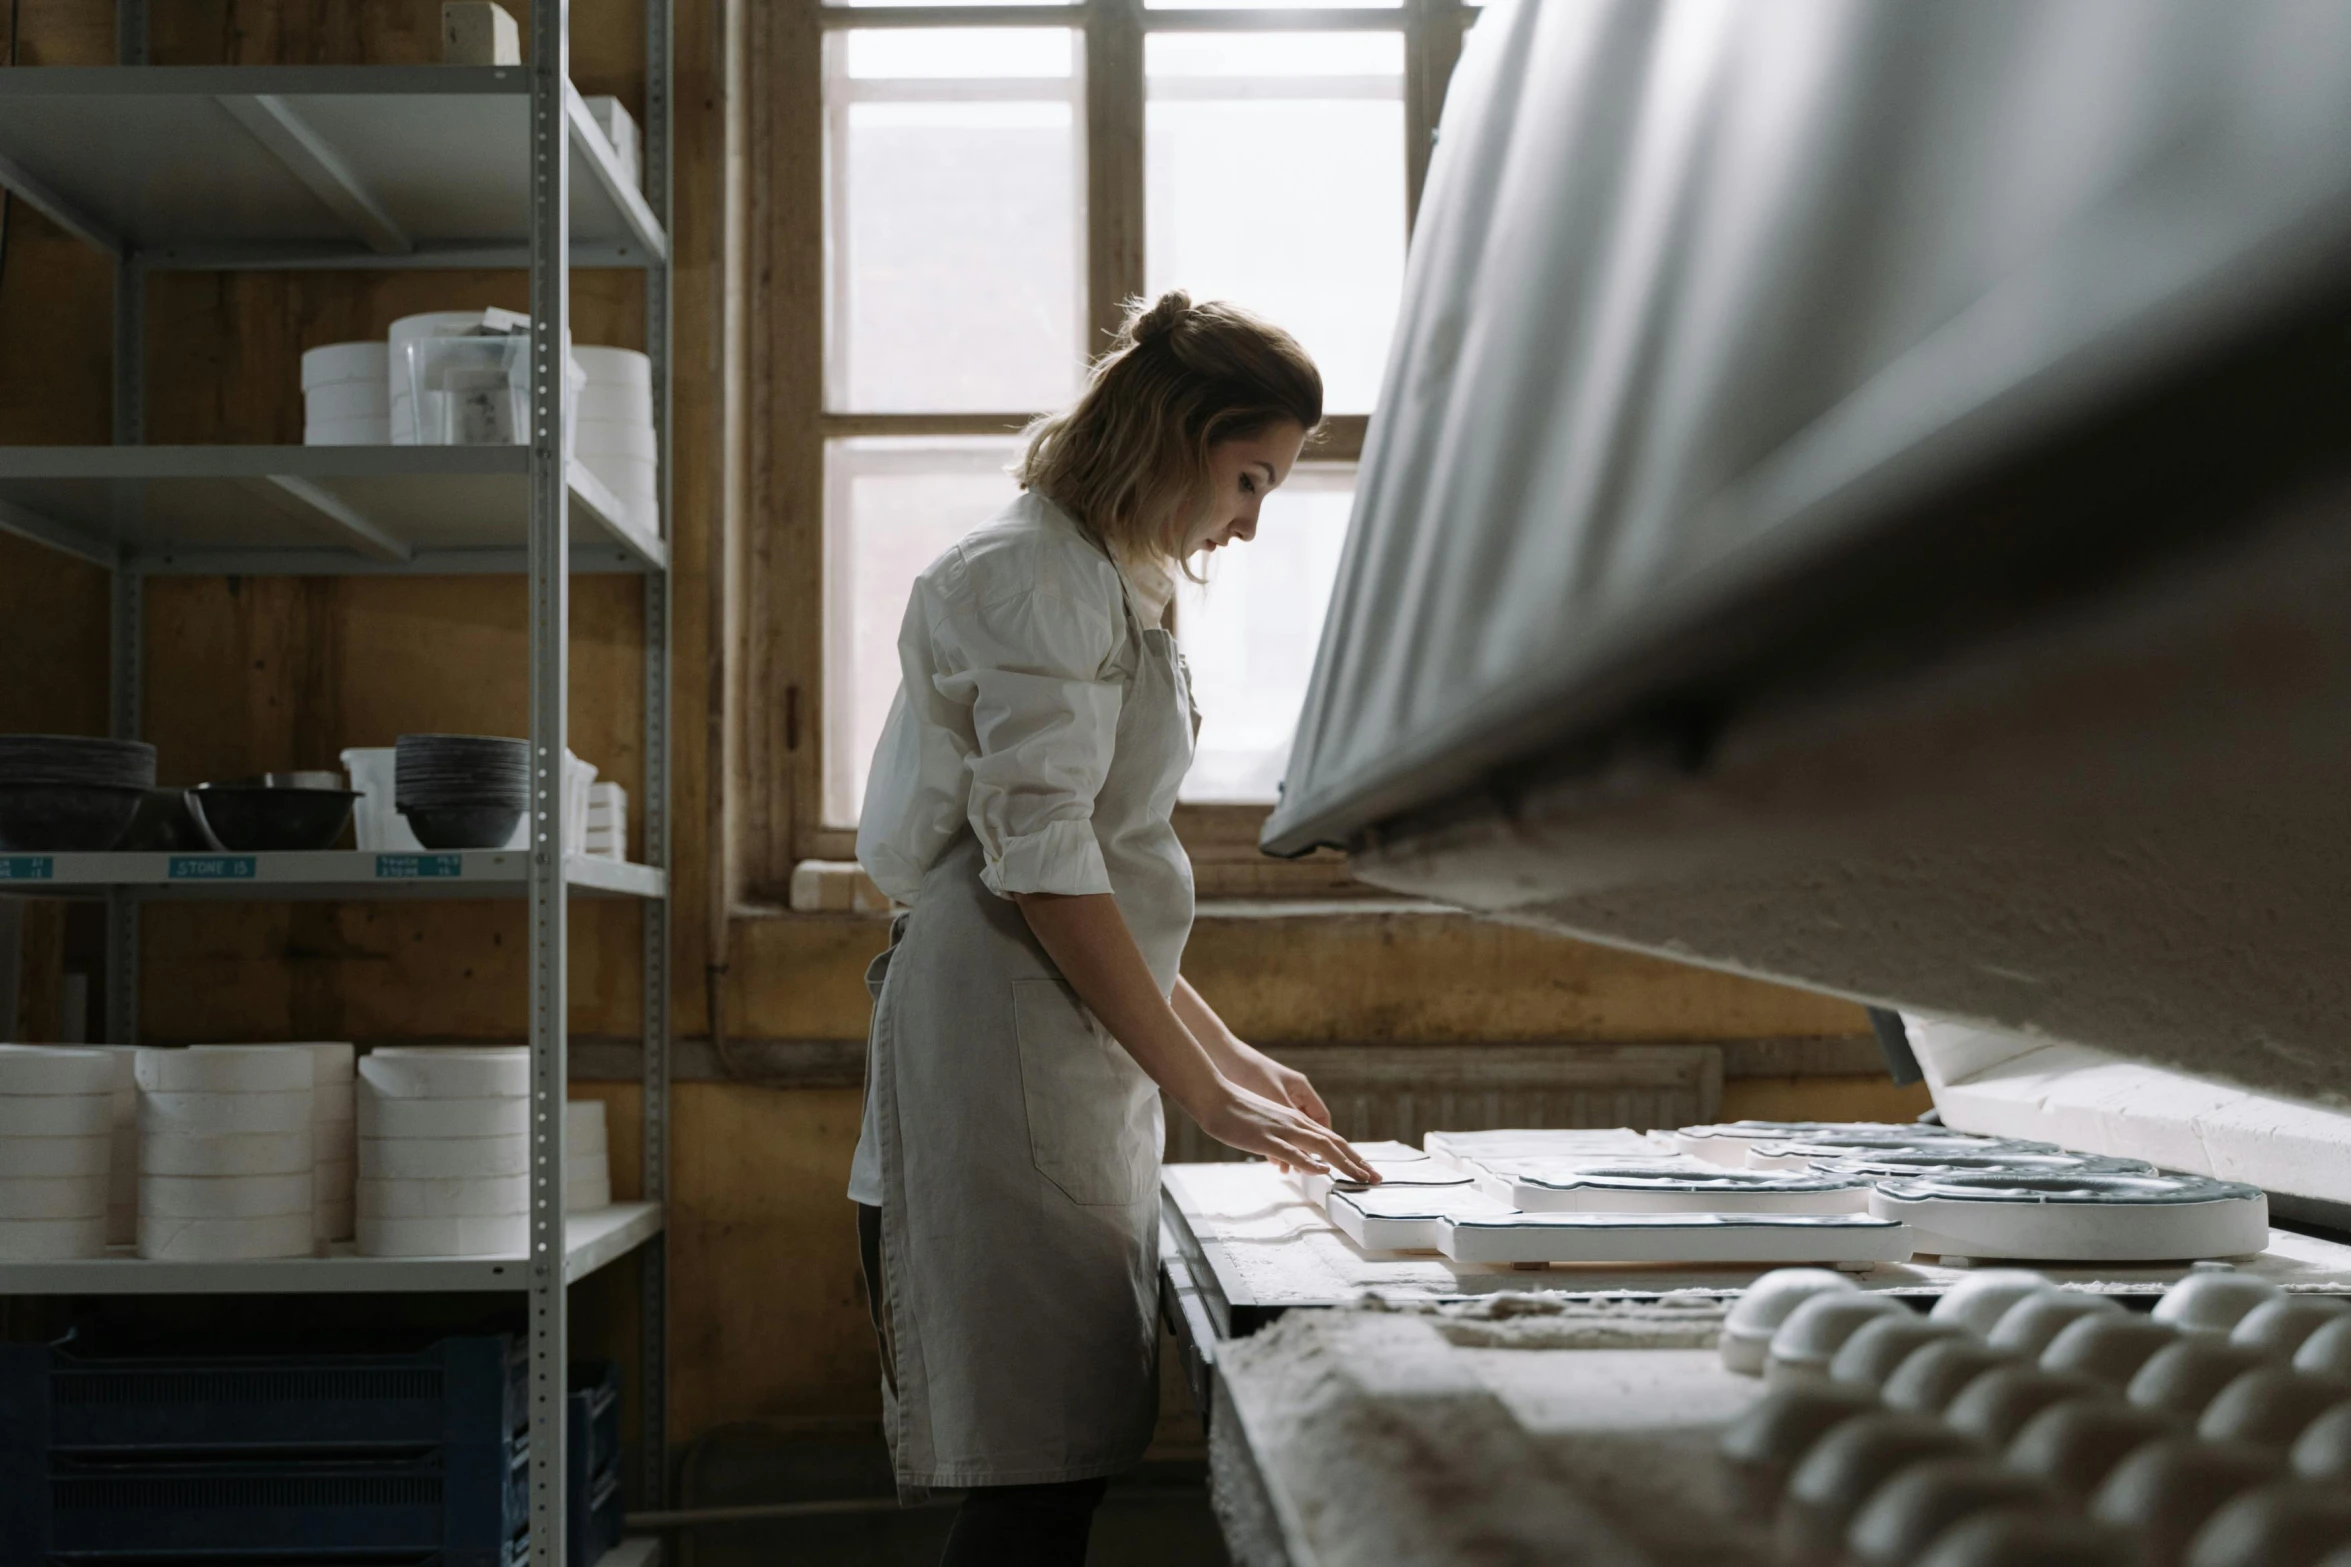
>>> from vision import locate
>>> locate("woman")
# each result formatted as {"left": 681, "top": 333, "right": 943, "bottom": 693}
{"left": 848, "top": 291, "right": 1379, "bottom": 1562}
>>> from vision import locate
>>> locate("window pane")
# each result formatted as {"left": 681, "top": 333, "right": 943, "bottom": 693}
{"left": 824, "top": 438, "right": 1026, "bottom": 826}
{"left": 1145, "top": 33, "right": 1406, "bottom": 413}
{"left": 1176, "top": 464, "right": 1355, "bottom": 802}
{"left": 826, "top": 30, "right": 1085, "bottom": 412}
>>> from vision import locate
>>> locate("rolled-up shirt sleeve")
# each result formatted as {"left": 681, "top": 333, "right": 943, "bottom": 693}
{"left": 934, "top": 574, "right": 1124, "bottom": 899}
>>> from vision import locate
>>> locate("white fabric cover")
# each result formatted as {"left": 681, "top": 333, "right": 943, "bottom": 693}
{"left": 1266, "top": 0, "right": 2351, "bottom": 853}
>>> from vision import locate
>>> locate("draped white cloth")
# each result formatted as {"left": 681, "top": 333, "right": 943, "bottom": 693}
{"left": 1266, "top": 0, "right": 2351, "bottom": 854}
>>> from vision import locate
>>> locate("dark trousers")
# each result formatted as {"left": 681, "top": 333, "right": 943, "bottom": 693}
{"left": 858, "top": 1203, "right": 1111, "bottom": 1567}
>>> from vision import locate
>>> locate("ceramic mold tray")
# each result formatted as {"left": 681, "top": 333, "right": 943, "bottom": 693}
{"left": 1326, "top": 1185, "right": 1517, "bottom": 1252}
{"left": 1674, "top": 1121, "right": 1996, "bottom": 1168}
{"left": 1423, "top": 1128, "right": 1673, "bottom": 1175}
{"left": 1436, "top": 1211, "right": 1915, "bottom": 1267}
{"left": 1510, "top": 1162, "right": 1874, "bottom": 1215}
{"left": 1294, "top": 1148, "right": 1473, "bottom": 1206}
{"left": 1868, "top": 1170, "right": 2272, "bottom": 1262}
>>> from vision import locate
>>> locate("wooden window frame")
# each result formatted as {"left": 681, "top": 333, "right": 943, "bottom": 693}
{"left": 745, "top": 0, "right": 1472, "bottom": 901}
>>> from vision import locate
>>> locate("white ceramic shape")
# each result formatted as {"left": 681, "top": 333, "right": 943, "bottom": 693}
{"left": 0, "top": 1173, "right": 110, "bottom": 1220}
{"left": 358, "top": 1093, "right": 527, "bottom": 1139}
{"left": 358, "top": 1133, "right": 529, "bottom": 1179}
{"left": 138, "top": 1129, "right": 313, "bottom": 1177}
{"left": 140, "top": 1089, "right": 313, "bottom": 1137}
{"left": 355, "top": 1173, "right": 526, "bottom": 1219}
{"left": 1720, "top": 1268, "right": 1860, "bottom": 1376}
{"left": 301, "top": 340, "right": 388, "bottom": 390}
{"left": 0, "top": 1045, "right": 116, "bottom": 1096}
{"left": 359, "top": 1048, "right": 529, "bottom": 1100}
{"left": 575, "top": 346, "right": 652, "bottom": 387}
{"left": 0, "top": 1093, "right": 113, "bottom": 1137}
{"left": 0, "top": 1214, "right": 107, "bottom": 1259}
{"left": 1928, "top": 1269, "right": 2056, "bottom": 1335}
{"left": 140, "top": 1172, "right": 314, "bottom": 1220}
{"left": 0, "top": 1133, "right": 111, "bottom": 1179}
{"left": 136, "top": 1046, "right": 312, "bottom": 1095}
{"left": 1437, "top": 1210, "right": 1912, "bottom": 1266}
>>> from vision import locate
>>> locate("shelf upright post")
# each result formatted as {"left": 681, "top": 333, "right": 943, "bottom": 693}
{"left": 526, "top": 1, "right": 574, "bottom": 1562}
{"left": 638, "top": 0, "right": 676, "bottom": 1514}
{"left": 104, "top": 0, "right": 147, "bottom": 1048}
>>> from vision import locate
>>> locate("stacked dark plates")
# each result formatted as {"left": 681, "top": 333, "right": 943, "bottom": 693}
{"left": 394, "top": 735, "right": 530, "bottom": 850}
{"left": 0, "top": 735, "right": 156, "bottom": 851}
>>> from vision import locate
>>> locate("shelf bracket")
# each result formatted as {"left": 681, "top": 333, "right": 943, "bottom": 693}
{"left": 0, "top": 495, "right": 118, "bottom": 570}
{"left": 0, "top": 146, "right": 124, "bottom": 258}
{"left": 247, "top": 475, "right": 415, "bottom": 564}
{"left": 214, "top": 94, "right": 414, "bottom": 257}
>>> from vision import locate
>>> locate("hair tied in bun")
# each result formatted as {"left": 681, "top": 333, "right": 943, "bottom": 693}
{"left": 1133, "top": 290, "right": 1192, "bottom": 346}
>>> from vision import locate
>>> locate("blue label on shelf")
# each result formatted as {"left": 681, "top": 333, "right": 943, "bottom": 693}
{"left": 375, "top": 854, "right": 465, "bottom": 879}
{"left": 168, "top": 856, "right": 257, "bottom": 880}
{"left": 0, "top": 857, "right": 54, "bottom": 881}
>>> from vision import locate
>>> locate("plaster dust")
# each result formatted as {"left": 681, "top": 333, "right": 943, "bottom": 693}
{"left": 1214, "top": 1311, "right": 1649, "bottom": 1567}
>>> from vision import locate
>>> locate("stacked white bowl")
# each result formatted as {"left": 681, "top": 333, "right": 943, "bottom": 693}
{"left": 585, "top": 781, "right": 627, "bottom": 862}
{"left": 0, "top": 1045, "right": 118, "bottom": 1260}
{"left": 302, "top": 1044, "right": 356, "bottom": 1242}
{"left": 573, "top": 347, "right": 657, "bottom": 533}
{"left": 566, "top": 1100, "right": 612, "bottom": 1212}
{"left": 136, "top": 1046, "right": 316, "bottom": 1261}
{"left": 85, "top": 1046, "right": 139, "bottom": 1245}
{"left": 357, "top": 1047, "right": 529, "bottom": 1257}
{"left": 302, "top": 342, "right": 391, "bottom": 445}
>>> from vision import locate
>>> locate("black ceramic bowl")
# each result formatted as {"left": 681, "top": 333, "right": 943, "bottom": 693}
{"left": 186, "top": 785, "right": 360, "bottom": 852}
{"left": 118, "top": 788, "right": 210, "bottom": 852}
{"left": 400, "top": 803, "right": 525, "bottom": 850}
{"left": 0, "top": 783, "right": 147, "bottom": 851}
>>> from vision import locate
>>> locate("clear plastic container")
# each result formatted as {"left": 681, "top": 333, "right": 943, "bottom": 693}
{"left": 402, "top": 335, "right": 528, "bottom": 446}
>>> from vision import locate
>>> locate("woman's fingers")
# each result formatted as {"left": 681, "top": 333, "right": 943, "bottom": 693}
{"left": 1291, "top": 1077, "right": 1333, "bottom": 1128}
{"left": 1286, "top": 1117, "right": 1375, "bottom": 1183}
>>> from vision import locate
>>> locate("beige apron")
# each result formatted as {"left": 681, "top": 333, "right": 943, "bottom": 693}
{"left": 855, "top": 557, "right": 1198, "bottom": 1496}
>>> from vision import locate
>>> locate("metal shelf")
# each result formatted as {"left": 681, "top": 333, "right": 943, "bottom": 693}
{"left": 0, "top": 67, "right": 664, "bottom": 268}
{"left": 0, "top": 849, "right": 665, "bottom": 900}
{"left": 0, "top": 445, "right": 665, "bottom": 574}
{"left": 602, "top": 1541, "right": 661, "bottom": 1567}
{"left": 0, "top": 1203, "right": 661, "bottom": 1296}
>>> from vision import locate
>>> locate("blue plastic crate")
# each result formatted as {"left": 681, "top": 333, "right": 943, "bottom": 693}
{"left": 0, "top": 1332, "right": 526, "bottom": 1456}
{"left": 569, "top": 1360, "right": 621, "bottom": 1479}
{"left": 15, "top": 1447, "right": 527, "bottom": 1566}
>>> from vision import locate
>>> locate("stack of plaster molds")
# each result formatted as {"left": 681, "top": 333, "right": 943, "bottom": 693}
{"left": 83, "top": 1046, "right": 138, "bottom": 1245}
{"left": 305, "top": 1044, "right": 356, "bottom": 1242}
{"left": 0, "top": 1045, "right": 118, "bottom": 1259}
{"left": 566, "top": 1100, "right": 612, "bottom": 1211}
{"left": 357, "top": 1048, "right": 528, "bottom": 1257}
{"left": 136, "top": 1045, "right": 316, "bottom": 1261}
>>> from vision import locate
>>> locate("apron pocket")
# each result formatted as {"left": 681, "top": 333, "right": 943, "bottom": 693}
{"left": 1011, "top": 978, "right": 1158, "bottom": 1207}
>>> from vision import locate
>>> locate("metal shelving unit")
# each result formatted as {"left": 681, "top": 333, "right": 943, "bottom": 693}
{"left": 0, "top": 4, "right": 675, "bottom": 1563}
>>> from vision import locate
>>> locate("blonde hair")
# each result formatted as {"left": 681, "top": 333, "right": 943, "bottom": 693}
{"left": 1015, "top": 291, "right": 1323, "bottom": 572}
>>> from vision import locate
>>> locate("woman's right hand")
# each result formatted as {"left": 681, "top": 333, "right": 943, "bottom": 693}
{"left": 1190, "top": 1080, "right": 1380, "bottom": 1183}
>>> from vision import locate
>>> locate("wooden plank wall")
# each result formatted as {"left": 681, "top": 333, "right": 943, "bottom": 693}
{"left": 0, "top": 0, "right": 1922, "bottom": 1470}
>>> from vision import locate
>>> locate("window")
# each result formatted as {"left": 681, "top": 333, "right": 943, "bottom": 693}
{"left": 760, "top": 0, "right": 1476, "bottom": 881}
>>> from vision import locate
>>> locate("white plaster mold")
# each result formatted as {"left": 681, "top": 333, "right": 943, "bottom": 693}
{"left": 1869, "top": 1171, "right": 2271, "bottom": 1263}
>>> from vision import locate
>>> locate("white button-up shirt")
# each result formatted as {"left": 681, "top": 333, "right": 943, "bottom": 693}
{"left": 858, "top": 493, "right": 1149, "bottom": 905}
